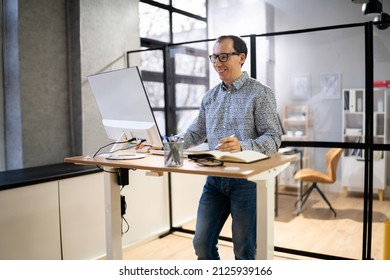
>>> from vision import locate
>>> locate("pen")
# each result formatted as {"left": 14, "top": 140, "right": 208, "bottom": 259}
{"left": 214, "top": 134, "right": 235, "bottom": 149}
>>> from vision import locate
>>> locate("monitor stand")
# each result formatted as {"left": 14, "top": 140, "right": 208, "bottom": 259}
{"left": 106, "top": 133, "right": 146, "bottom": 160}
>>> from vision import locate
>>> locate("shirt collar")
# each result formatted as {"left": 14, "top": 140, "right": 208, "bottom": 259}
{"left": 221, "top": 71, "right": 249, "bottom": 92}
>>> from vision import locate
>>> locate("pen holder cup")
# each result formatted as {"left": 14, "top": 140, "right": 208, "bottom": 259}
{"left": 164, "top": 141, "right": 184, "bottom": 167}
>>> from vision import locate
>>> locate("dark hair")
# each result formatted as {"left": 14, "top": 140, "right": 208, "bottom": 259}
{"left": 216, "top": 35, "right": 248, "bottom": 57}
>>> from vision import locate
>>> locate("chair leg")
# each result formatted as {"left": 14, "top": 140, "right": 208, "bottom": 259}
{"left": 295, "top": 182, "right": 337, "bottom": 217}
{"left": 311, "top": 183, "right": 337, "bottom": 217}
{"left": 295, "top": 183, "right": 315, "bottom": 215}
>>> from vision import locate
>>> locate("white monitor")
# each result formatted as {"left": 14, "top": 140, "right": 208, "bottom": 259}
{"left": 87, "top": 67, "right": 163, "bottom": 156}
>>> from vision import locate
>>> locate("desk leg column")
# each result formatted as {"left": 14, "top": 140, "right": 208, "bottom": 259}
{"left": 104, "top": 170, "right": 122, "bottom": 260}
{"left": 256, "top": 177, "right": 275, "bottom": 260}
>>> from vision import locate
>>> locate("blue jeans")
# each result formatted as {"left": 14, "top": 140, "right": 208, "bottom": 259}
{"left": 193, "top": 176, "right": 257, "bottom": 260}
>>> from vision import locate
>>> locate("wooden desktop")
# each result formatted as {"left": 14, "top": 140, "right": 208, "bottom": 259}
{"left": 65, "top": 152, "right": 294, "bottom": 260}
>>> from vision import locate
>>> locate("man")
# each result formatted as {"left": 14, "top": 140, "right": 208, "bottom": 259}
{"left": 183, "top": 35, "right": 282, "bottom": 260}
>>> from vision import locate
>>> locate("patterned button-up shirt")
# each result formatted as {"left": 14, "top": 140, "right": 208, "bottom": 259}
{"left": 183, "top": 72, "right": 282, "bottom": 155}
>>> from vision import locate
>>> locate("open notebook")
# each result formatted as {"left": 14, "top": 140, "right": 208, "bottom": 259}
{"left": 188, "top": 150, "right": 269, "bottom": 164}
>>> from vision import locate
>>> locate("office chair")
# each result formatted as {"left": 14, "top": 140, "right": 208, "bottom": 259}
{"left": 294, "top": 148, "right": 343, "bottom": 217}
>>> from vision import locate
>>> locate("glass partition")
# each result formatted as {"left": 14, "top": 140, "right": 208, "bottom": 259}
{"left": 128, "top": 23, "right": 390, "bottom": 259}
{"left": 265, "top": 25, "right": 389, "bottom": 260}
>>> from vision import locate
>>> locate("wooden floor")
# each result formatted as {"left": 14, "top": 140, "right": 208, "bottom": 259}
{"left": 123, "top": 188, "right": 390, "bottom": 260}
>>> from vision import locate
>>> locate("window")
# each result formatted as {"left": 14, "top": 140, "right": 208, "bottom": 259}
{"left": 136, "top": 0, "right": 208, "bottom": 136}
{"left": 139, "top": 3, "right": 170, "bottom": 42}
{"left": 172, "top": 0, "right": 206, "bottom": 17}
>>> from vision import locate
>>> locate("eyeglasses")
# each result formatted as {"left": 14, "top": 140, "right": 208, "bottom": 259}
{"left": 208, "top": 52, "right": 240, "bottom": 63}
{"left": 195, "top": 157, "right": 224, "bottom": 167}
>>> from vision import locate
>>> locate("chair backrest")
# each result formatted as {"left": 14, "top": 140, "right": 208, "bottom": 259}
{"left": 325, "top": 148, "right": 343, "bottom": 183}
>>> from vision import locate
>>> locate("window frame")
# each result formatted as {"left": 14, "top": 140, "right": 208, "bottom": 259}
{"left": 137, "top": 0, "right": 209, "bottom": 135}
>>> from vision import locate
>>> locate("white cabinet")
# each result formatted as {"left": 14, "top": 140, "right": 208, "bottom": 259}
{"left": 0, "top": 171, "right": 171, "bottom": 260}
{"left": 59, "top": 173, "right": 106, "bottom": 260}
{"left": 341, "top": 88, "right": 389, "bottom": 200}
{"left": 0, "top": 182, "right": 62, "bottom": 260}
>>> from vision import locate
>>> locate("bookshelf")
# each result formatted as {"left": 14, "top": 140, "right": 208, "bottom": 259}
{"left": 341, "top": 88, "right": 389, "bottom": 200}
{"left": 278, "top": 105, "right": 310, "bottom": 188}
{"left": 282, "top": 105, "right": 310, "bottom": 141}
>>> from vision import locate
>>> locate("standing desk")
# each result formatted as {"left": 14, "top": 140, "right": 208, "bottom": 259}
{"left": 65, "top": 152, "right": 294, "bottom": 260}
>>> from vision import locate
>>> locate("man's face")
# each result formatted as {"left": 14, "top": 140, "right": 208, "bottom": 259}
{"left": 212, "top": 38, "right": 245, "bottom": 85}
